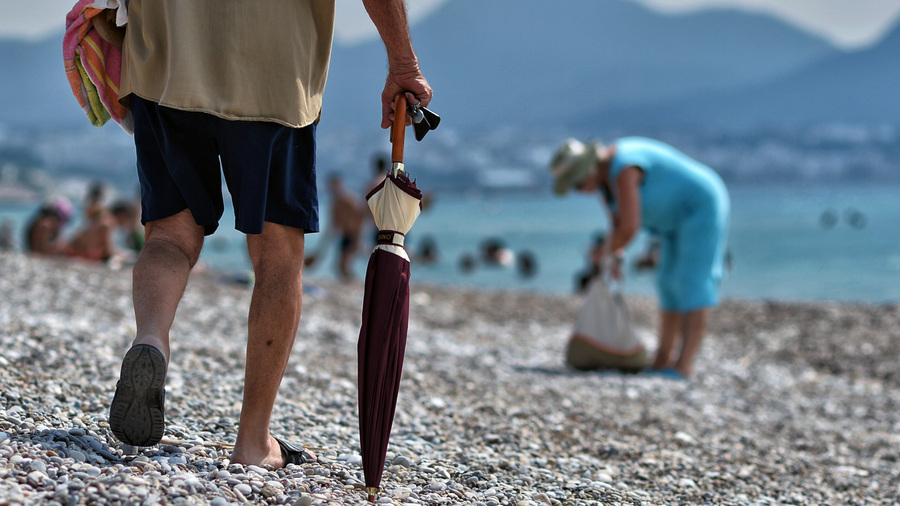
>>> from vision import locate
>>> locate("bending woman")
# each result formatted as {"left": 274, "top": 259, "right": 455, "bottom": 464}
{"left": 550, "top": 137, "right": 730, "bottom": 378}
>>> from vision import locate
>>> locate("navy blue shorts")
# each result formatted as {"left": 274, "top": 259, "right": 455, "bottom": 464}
{"left": 131, "top": 96, "right": 319, "bottom": 235}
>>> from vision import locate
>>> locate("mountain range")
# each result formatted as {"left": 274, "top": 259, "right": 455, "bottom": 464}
{"left": 0, "top": 0, "right": 896, "bottom": 133}
{"left": 324, "top": 0, "right": 840, "bottom": 129}
{"left": 589, "top": 21, "right": 900, "bottom": 129}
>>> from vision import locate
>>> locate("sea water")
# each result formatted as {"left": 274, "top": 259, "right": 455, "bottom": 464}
{"left": 2, "top": 183, "right": 899, "bottom": 304}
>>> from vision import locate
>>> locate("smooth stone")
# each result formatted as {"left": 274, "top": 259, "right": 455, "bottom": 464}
{"left": 292, "top": 496, "right": 313, "bottom": 506}
{"left": 234, "top": 483, "right": 253, "bottom": 497}
{"left": 27, "top": 470, "right": 47, "bottom": 487}
{"left": 595, "top": 472, "right": 613, "bottom": 483}
{"left": 28, "top": 460, "right": 48, "bottom": 474}
{"left": 392, "top": 456, "right": 413, "bottom": 468}
{"left": 261, "top": 485, "right": 281, "bottom": 498}
{"left": 247, "top": 465, "right": 268, "bottom": 475}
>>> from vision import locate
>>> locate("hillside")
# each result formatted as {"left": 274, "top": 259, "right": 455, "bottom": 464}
{"left": 589, "top": 21, "right": 900, "bottom": 128}
{"left": 323, "top": 0, "right": 838, "bottom": 129}
{"left": 0, "top": 35, "right": 84, "bottom": 130}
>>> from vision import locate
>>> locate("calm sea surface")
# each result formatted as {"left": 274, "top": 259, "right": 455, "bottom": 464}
{"left": 3, "top": 183, "right": 899, "bottom": 304}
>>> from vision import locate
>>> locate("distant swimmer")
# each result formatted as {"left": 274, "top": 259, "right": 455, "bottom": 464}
{"left": 845, "top": 208, "right": 867, "bottom": 229}
{"left": 516, "top": 250, "right": 538, "bottom": 279}
{"left": 819, "top": 209, "right": 838, "bottom": 229}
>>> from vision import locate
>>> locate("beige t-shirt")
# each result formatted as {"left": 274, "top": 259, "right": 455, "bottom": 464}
{"left": 120, "top": 0, "right": 335, "bottom": 128}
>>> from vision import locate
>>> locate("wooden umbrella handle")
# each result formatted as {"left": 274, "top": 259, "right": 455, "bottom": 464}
{"left": 391, "top": 93, "right": 407, "bottom": 164}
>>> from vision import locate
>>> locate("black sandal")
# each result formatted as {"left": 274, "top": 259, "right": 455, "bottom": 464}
{"left": 273, "top": 436, "right": 317, "bottom": 466}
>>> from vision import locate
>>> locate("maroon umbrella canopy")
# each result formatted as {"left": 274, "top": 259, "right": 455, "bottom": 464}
{"left": 358, "top": 93, "right": 425, "bottom": 502}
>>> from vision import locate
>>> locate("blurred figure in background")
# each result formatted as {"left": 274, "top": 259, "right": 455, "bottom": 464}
{"left": 306, "top": 174, "right": 367, "bottom": 281}
{"left": 458, "top": 252, "right": 476, "bottom": 274}
{"left": 414, "top": 235, "right": 439, "bottom": 265}
{"left": 516, "top": 249, "right": 538, "bottom": 279}
{"left": 550, "top": 137, "right": 729, "bottom": 378}
{"left": 83, "top": 181, "right": 108, "bottom": 221}
{"left": 634, "top": 238, "right": 661, "bottom": 272}
{"left": 480, "top": 237, "right": 514, "bottom": 268}
{"left": 111, "top": 199, "right": 145, "bottom": 253}
{"left": 0, "top": 218, "right": 15, "bottom": 251}
{"left": 66, "top": 197, "right": 116, "bottom": 263}
{"left": 25, "top": 196, "right": 74, "bottom": 256}
{"left": 366, "top": 153, "right": 390, "bottom": 195}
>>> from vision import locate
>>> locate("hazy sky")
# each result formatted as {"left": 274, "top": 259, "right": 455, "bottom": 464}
{"left": 4, "top": 0, "right": 899, "bottom": 49}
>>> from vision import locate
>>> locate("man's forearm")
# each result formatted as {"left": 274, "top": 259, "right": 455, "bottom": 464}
{"left": 362, "top": 0, "right": 419, "bottom": 71}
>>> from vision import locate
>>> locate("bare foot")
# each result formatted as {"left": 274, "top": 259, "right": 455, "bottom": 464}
{"left": 230, "top": 435, "right": 284, "bottom": 468}
{"left": 230, "top": 436, "right": 317, "bottom": 468}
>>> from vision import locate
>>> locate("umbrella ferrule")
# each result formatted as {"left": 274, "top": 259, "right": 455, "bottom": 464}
{"left": 391, "top": 161, "right": 405, "bottom": 177}
{"left": 366, "top": 487, "right": 378, "bottom": 502}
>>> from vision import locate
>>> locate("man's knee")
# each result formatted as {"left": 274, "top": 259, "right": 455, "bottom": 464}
{"left": 247, "top": 223, "right": 305, "bottom": 272}
{"left": 144, "top": 211, "right": 205, "bottom": 266}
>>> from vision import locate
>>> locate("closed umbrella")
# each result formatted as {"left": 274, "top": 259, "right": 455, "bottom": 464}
{"left": 357, "top": 93, "right": 433, "bottom": 502}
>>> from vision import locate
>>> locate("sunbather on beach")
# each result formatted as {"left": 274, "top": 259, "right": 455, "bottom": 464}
{"left": 110, "top": 199, "right": 144, "bottom": 253}
{"left": 65, "top": 206, "right": 116, "bottom": 262}
{"left": 106, "top": 0, "right": 432, "bottom": 469}
{"left": 550, "top": 137, "right": 730, "bottom": 378}
{"left": 24, "top": 196, "right": 73, "bottom": 256}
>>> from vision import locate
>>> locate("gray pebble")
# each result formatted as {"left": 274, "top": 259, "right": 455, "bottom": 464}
{"left": 292, "top": 496, "right": 313, "bottom": 506}
{"left": 392, "top": 455, "right": 412, "bottom": 468}
{"left": 246, "top": 464, "right": 268, "bottom": 475}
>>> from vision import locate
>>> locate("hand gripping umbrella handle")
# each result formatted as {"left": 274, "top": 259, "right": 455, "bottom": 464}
{"left": 391, "top": 93, "right": 407, "bottom": 167}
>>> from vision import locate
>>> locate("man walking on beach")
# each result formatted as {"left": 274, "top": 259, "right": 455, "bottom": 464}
{"left": 108, "top": 0, "right": 432, "bottom": 468}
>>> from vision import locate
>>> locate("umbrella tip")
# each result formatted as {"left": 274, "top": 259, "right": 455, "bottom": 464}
{"left": 366, "top": 487, "right": 378, "bottom": 502}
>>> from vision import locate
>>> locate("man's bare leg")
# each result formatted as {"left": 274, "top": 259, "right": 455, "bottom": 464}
{"left": 110, "top": 209, "right": 204, "bottom": 446}
{"left": 673, "top": 308, "right": 710, "bottom": 377}
{"left": 652, "top": 310, "right": 681, "bottom": 371}
{"left": 230, "top": 222, "right": 305, "bottom": 467}
{"left": 131, "top": 210, "right": 205, "bottom": 359}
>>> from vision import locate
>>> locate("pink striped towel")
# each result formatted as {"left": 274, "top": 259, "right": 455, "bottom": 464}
{"left": 63, "top": 0, "right": 133, "bottom": 134}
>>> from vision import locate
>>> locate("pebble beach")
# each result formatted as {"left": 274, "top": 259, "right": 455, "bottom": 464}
{"left": 1, "top": 251, "right": 899, "bottom": 505}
